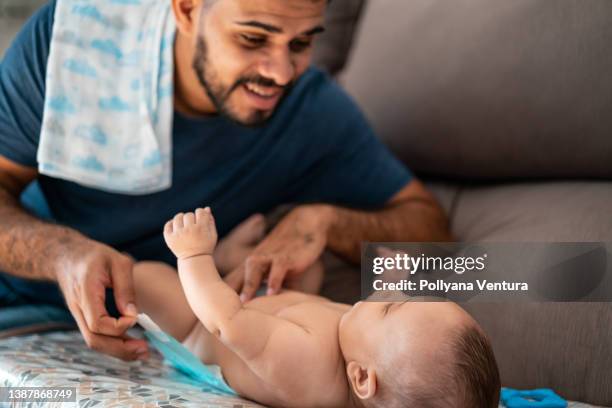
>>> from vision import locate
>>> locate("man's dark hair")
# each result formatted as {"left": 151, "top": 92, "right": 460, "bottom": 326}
{"left": 202, "top": 0, "right": 330, "bottom": 9}
{"left": 363, "top": 324, "right": 500, "bottom": 408}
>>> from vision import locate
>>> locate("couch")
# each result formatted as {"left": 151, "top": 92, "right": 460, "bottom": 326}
{"left": 316, "top": 0, "right": 612, "bottom": 406}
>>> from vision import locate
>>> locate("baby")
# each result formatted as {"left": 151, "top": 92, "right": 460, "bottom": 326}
{"left": 133, "top": 207, "right": 500, "bottom": 408}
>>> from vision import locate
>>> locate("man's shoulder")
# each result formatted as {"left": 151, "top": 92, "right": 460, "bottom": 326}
{"left": 2, "top": 0, "right": 57, "bottom": 68}
{"left": 21, "top": 0, "right": 57, "bottom": 42}
{"left": 296, "top": 66, "right": 356, "bottom": 108}
{"left": 282, "top": 66, "right": 362, "bottom": 125}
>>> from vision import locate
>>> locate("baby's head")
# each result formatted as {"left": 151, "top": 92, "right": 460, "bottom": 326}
{"left": 339, "top": 299, "right": 500, "bottom": 408}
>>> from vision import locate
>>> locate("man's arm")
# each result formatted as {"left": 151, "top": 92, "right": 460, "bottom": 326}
{"left": 324, "top": 179, "right": 453, "bottom": 263}
{"left": 0, "top": 156, "right": 147, "bottom": 360}
{"left": 226, "top": 178, "right": 452, "bottom": 300}
{"left": 0, "top": 156, "right": 83, "bottom": 280}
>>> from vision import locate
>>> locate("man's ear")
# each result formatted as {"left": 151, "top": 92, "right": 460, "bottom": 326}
{"left": 172, "top": 0, "right": 202, "bottom": 36}
{"left": 346, "top": 361, "right": 377, "bottom": 400}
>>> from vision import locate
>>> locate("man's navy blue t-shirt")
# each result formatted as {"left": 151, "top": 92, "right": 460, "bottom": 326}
{"left": 0, "top": 1, "right": 411, "bottom": 304}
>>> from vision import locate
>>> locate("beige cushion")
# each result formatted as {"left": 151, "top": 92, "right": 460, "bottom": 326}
{"left": 341, "top": 0, "right": 612, "bottom": 180}
{"left": 446, "top": 181, "right": 612, "bottom": 405}
{"left": 313, "top": 0, "right": 366, "bottom": 75}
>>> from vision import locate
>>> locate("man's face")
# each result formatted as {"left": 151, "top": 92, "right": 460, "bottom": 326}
{"left": 193, "top": 0, "right": 326, "bottom": 126}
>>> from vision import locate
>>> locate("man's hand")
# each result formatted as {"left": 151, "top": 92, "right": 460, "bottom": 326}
{"left": 224, "top": 204, "right": 334, "bottom": 302}
{"left": 56, "top": 240, "right": 148, "bottom": 361}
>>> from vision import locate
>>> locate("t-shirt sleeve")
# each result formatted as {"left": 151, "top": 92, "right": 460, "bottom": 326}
{"left": 0, "top": 0, "right": 55, "bottom": 167}
{"left": 288, "top": 77, "right": 413, "bottom": 209}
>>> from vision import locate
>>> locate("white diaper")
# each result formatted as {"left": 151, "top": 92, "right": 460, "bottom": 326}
{"left": 181, "top": 322, "right": 226, "bottom": 381}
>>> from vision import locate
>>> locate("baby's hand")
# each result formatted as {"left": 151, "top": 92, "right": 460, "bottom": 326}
{"left": 164, "top": 207, "right": 218, "bottom": 260}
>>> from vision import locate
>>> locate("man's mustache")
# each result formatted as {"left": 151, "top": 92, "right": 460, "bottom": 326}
{"left": 228, "top": 75, "right": 293, "bottom": 96}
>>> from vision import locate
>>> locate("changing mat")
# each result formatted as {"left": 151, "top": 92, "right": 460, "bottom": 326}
{"left": 0, "top": 330, "right": 604, "bottom": 408}
{"left": 0, "top": 329, "right": 262, "bottom": 407}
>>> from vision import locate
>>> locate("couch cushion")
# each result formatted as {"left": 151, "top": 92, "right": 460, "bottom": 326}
{"left": 313, "top": 0, "right": 366, "bottom": 75}
{"left": 450, "top": 181, "right": 612, "bottom": 406}
{"left": 342, "top": 0, "right": 612, "bottom": 180}
{"left": 451, "top": 181, "right": 612, "bottom": 241}
{"left": 463, "top": 302, "right": 612, "bottom": 406}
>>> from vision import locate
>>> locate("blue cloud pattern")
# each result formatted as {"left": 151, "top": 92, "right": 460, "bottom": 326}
{"left": 73, "top": 156, "right": 105, "bottom": 173}
{"left": 47, "top": 95, "right": 77, "bottom": 114}
{"left": 91, "top": 39, "right": 123, "bottom": 60}
{"left": 64, "top": 59, "right": 97, "bottom": 78}
{"left": 75, "top": 125, "right": 108, "bottom": 145}
{"left": 99, "top": 96, "right": 133, "bottom": 112}
{"left": 39, "top": 0, "right": 176, "bottom": 194}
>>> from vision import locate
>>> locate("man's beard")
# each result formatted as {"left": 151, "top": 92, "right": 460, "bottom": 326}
{"left": 192, "top": 36, "right": 294, "bottom": 126}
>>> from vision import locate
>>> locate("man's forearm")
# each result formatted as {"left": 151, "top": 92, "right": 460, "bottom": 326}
{"left": 323, "top": 198, "right": 453, "bottom": 264}
{"left": 0, "top": 186, "right": 87, "bottom": 281}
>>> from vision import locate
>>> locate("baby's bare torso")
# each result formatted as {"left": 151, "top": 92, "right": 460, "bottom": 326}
{"left": 183, "top": 291, "right": 351, "bottom": 407}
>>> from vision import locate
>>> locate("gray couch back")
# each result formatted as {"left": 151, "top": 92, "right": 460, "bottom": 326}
{"left": 341, "top": 0, "right": 612, "bottom": 181}
{"left": 333, "top": 2, "right": 612, "bottom": 405}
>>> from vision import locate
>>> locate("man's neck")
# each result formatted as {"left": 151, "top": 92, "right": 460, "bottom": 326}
{"left": 173, "top": 32, "right": 216, "bottom": 117}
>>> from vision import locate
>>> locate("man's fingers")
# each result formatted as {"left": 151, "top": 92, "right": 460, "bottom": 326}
{"left": 81, "top": 279, "right": 134, "bottom": 337}
{"left": 376, "top": 246, "right": 396, "bottom": 258}
{"left": 267, "top": 261, "right": 288, "bottom": 296}
{"left": 110, "top": 255, "right": 138, "bottom": 318}
{"left": 70, "top": 301, "right": 148, "bottom": 361}
{"left": 241, "top": 256, "right": 270, "bottom": 302}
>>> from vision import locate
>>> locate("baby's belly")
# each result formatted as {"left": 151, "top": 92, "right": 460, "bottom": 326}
{"left": 181, "top": 322, "right": 280, "bottom": 403}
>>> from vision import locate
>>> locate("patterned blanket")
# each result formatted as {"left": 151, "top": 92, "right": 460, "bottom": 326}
{"left": 0, "top": 330, "right": 602, "bottom": 407}
{"left": 0, "top": 329, "right": 261, "bottom": 407}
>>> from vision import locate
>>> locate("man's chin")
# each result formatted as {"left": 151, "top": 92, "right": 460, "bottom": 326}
{"left": 226, "top": 108, "right": 274, "bottom": 127}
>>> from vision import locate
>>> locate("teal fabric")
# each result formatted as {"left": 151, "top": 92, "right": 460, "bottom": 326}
{"left": 144, "top": 329, "right": 236, "bottom": 396}
{"left": 501, "top": 388, "right": 567, "bottom": 408}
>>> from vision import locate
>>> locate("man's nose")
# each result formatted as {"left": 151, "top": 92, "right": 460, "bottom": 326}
{"left": 258, "top": 49, "right": 295, "bottom": 87}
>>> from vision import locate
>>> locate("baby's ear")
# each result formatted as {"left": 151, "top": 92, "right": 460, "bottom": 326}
{"left": 346, "top": 361, "right": 377, "bottom": 400}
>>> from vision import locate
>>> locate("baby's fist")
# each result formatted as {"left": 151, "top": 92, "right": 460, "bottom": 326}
{"left": 163, "top": 207, "right": 218, "bottom": 259}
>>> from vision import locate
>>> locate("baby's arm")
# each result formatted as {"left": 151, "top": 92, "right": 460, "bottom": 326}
{"left": 164, "top": 208, "right": 319, "bottom": 379}
{"left": 132, "top": 261, "right": 198, "bottom": 342}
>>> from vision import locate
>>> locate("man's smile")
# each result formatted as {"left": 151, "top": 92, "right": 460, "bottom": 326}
{"left": 241, "top": 82, "right": 283, "bottom": 110}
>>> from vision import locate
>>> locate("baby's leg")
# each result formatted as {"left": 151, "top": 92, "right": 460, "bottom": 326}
{"left": 284, "top": 260, "right": 325, "bottom": 294}
{"left": 215, "top": 214, "right": 265, "bottom": 275}
{"left": 133, "top": 262, "right": 197, "bottom": 342}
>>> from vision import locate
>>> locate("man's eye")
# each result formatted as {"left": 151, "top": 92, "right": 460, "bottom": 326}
{"left": 240, "top": 34, "right": 266, "bottom": 47}
{"left": 289, "top": 39, "right": 312, "bottom": 53}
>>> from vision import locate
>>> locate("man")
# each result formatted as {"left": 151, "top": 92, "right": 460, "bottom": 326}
{"left": 0, "top": 0, "right": 451, "bottom": 361}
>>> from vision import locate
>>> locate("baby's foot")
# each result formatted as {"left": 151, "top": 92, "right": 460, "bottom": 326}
{"left": 215, "top": 214, "right": 266, "bottom": 274}
{"left": 164, "top": 207, "right": 218, "bottom": 260}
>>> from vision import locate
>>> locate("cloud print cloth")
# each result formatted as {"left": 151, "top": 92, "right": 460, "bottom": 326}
{"left": 38, "top": 0, "right": 176, "bottom": 194}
